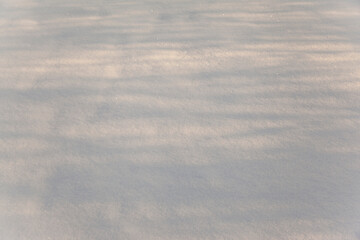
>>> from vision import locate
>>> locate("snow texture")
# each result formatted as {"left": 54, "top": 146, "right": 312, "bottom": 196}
{"left": 1, "top": 0, "right": 360, "bottom": 239}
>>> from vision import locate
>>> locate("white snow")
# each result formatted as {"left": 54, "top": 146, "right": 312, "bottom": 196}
{"left": 1, "top": 0, "right": 360, "bottom": 239}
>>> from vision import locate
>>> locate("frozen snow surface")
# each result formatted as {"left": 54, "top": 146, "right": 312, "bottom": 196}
{"left": 1, "top": 0, "right": 360, "bottom": 239}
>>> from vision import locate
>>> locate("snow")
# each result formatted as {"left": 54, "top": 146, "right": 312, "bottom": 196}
{"left": 1, "top": 0, "right": 360, "bottom": 239}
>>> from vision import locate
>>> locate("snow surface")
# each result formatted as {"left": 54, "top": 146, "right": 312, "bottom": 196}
{"left": 1, "top": 0, "right": 360, "bottom": 239}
